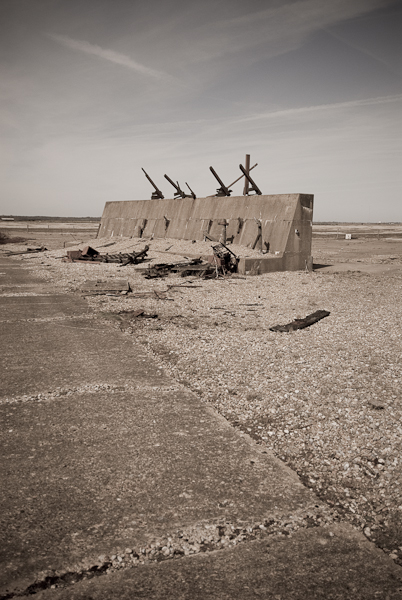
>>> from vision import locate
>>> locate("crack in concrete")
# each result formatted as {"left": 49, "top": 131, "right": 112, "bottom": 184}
{"left": 0, "top": 507, "right": 337, "bottom": 599}
{"left": 0, "top": 314, "right": 94, "bottom": 325}
{"left": 0, "top": 383, "right": 181, "bottom": 405}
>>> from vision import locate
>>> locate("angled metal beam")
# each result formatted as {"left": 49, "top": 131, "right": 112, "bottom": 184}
{"left": 142, "top": 168, "right": 164, "bottom": 199}
{"left": 164, "top": 174, "right": 191, "bottom": 199}
{"left": 209, "top": 166, "right": 232, "bottom": 196}
{"left": 239, "top": 164, "right": 262, "bottom": 195}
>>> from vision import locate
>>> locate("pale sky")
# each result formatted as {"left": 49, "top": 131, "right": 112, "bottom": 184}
{"left": 0, "top": 0, "right": 401, "bottom": 221}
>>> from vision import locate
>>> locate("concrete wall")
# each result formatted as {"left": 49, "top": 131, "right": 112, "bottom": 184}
{"left": 98, "top": 194, "right": 314, "bottom": 273}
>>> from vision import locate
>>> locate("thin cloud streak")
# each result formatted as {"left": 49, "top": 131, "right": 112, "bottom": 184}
{"left": 116, "top": 93, "right": 402, "bottom": 136}
{"left": 323, "top": 27, "right": 401, "bottom": 76}
{"left": 232, "top": 93, "right": 402, "bottom": 124}
{"left": 188, "top": 0, "right": 397, "bottom": 64}
{"left": 48, "top": 34, "right": 165, "bottom": 79}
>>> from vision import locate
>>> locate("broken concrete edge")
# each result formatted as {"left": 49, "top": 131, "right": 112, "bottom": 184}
{"left": 29, "top": 524, "right": 402, "bottom": 600}
{"left": 0, "top": 505, "right": 339, "bottom": 599}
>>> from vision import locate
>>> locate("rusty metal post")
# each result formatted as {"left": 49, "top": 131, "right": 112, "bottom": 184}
{"left": 243, "top": 154, "right": 250, "bottom": 196}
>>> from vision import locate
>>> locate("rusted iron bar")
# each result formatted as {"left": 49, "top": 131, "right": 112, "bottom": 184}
{"left": 227, "top": 163, "right": 258, "bottom": 189}
{"left": 5, "top": 246, "right": 47, "bottom": 256}
{"left": 66, "top": 245, "right": 149, "bottom": 265}
{"left": 243, "top": 154, "right": 250, "bottom": 196}
{"left": 209, "top": 166, "right": 232, "bottom": 196}
{"left": 164, "top": 174, "right": 191, "bottom": 199}
{"left": 185, "top": 182, "right": 196, "bottom": 199}
{"left": 239, "top": 164, "right": 262, "bottom": 195}
{"left": 141, "top": 168, "right": 164, "bottom": 199}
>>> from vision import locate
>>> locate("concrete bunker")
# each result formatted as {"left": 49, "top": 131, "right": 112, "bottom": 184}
{"left": 98, "top": 193, "right": 313, "bottom": 275}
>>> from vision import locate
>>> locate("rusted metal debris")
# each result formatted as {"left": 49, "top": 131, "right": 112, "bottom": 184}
{"left": 142, "top": 168, "right": 164, "bottom": 199}
{"left": 120, "top": 309, "right": 158, "bottom": 319}
{"left": 80, "top": 279, "right": 131, "bottom": 295}
{"left": 4, "top": 246, "right": 47, "bottom": 256}
{"left": 144, "top": 248, "right": 239, "bottom": 278}
{"left": 65, "top": 245, "right": 149, "bottom": 265}
{"left": 144, "top": 258, "right": 207, "bottom": 279}
{"left": 227, "top": 162, "right": 258, "bottom": 189}
{"left": 270, "top": 310, "right": 330, "bottom": 332}
{"left": 209, "top": 166, "right": 232, "bottom": 197}
{"left": 164, "top": 174, "right": 195, "bottom": 199}
{"left": 210, "top": 243, "right": 239, "bottom": 273}
{"left": 202, "top": 235, "right": 239, "bottom": 274}
{"left": 239, "top": 164, "right": 262, "bottom": 195}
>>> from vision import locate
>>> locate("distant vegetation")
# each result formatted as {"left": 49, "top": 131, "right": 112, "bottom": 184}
{"left": 0, "top": 230, "right": 27, "bottom": 244}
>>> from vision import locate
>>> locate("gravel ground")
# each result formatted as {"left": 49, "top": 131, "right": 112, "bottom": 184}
{"left": 3, "top": 234, "right": 402, "bottom": 565}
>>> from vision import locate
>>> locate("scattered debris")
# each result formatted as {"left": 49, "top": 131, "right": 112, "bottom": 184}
{"left": 270, "top": 310, "right": 330, "bottom": 332}
{"left": 210, "top": 243, "right": 239, "bottom": 273}
{"left": 120, "top": 309, "right": 158, "bottom": 319}
{"left": 66, "top": 249, "right": 84, "bottom": 260}
{"left": 65, "top": 246, "right": 149, "bottom": 265}
{"left": 97, "top": 242, "right": 117, "bottom": 248}
{"left": 4, "top": 246, "right": 47, "bottom": 255}
{"left": 143, "top": 259, "right": 207, "bottom": 279}
{"left": 179, "top": 264, "right": 217, "bottom": 278}
{"left": 80, "top": 279, "right": 131, "bottom": 295}
{"left": 167, "top": 284, "right": 202, "bottom": 289}
{"left": 81, "top": 245, "right": 99, "bottom": 257}
{"left": 368, "top": 399, "right": 386, "bottom": 410}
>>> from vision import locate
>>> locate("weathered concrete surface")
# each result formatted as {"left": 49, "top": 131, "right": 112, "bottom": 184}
{"left": 0, "top": 257, "right": 315, "bottom": 596}
{"left": 0, "top": 386, "right": 318, "bottom": 595}
{"left": 35, "top": 525, "right": 402, "bottom": 600}
{"left": 1, "top": 256, "right": 401, "bottom": 599}
{"left": 0, "top": 312, "right": 170, "bottom": 397}
{"left": 0, "top": 256, "right": 45, "bottom": 288}
{"left": 98, "top": 194, "right": 313, "bottom": 272}
{"left": 0, "top": 294, "right": 90, "bottom": 322}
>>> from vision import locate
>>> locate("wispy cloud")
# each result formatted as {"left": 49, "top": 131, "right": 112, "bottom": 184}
{"left": 48, "top": 34, "right": 165, "bottom": 79}
{"left": 184, "top": 0, "right": 397, "bottom": 65}
{"left": 232, "top": 93, "right": 402, "bottom": 124}
{"left": 323, "top": 27, "right": 401, "bottom": 77}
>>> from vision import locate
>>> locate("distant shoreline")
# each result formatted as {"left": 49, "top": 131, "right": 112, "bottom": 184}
{"left": 1, "top": 216, "right": 400, "bottom": 226}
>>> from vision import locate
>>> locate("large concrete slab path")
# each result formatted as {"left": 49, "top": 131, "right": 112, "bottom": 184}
{"left": 1, "top": 256, "right": 401, "bottom": 599}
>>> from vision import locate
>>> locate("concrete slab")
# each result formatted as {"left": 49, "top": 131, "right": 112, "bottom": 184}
{"left": 34, "top": 525, "right": 402, "bottom": 600}
{"left": 0, "top": 257, "right": 44, "bottom": 287}
{"left": 0, "top": 317, "right": 168, "bottom": 398}
{"left": 0, "top": 295, "right": 89, "bottom": 322}
{"left": 1, "top": 386, "right": 319, "bottom": 596}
